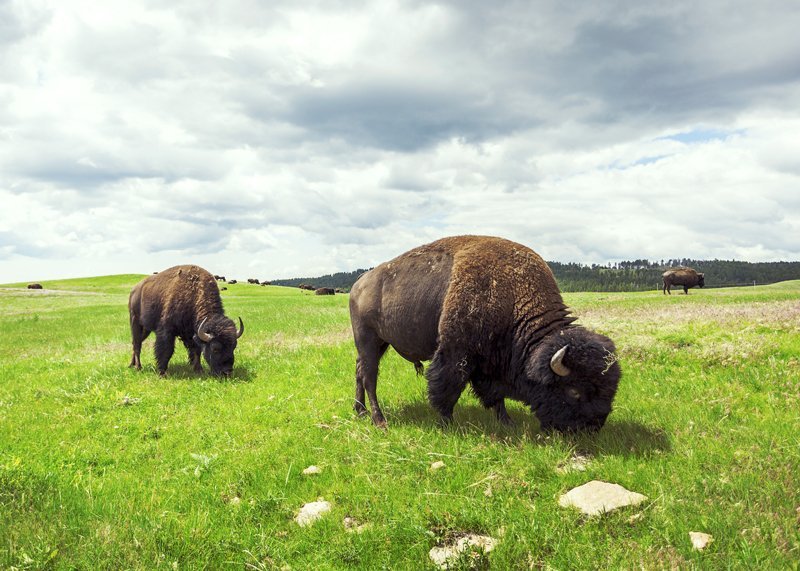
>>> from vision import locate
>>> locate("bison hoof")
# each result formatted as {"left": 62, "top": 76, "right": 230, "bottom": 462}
{"left": 354, "top": 402, "right": 369, "bottom": 417}
{"left": 371, "top": 415, "right": 387, "bottom": 430}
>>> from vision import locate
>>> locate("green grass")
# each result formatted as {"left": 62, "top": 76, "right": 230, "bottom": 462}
{"left": 1, "top": 278, "right": 798, "bottom": 569}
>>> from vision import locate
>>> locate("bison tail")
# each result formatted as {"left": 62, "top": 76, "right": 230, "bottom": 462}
{"left": 414, "top": 361, "right": 424, "bottom": 376}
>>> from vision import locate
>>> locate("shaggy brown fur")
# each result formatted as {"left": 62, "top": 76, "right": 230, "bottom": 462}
{"left": 349, "top": 236, "right": 621, "bottom": 432}
{"left": 315, "top": 287, "right": 335, "bottom": 295}
{"left": 128, "top": 265, "right": 244, "bottom": 376}
{"left": 662, "top": 267, "right": 705, "bottom": 295}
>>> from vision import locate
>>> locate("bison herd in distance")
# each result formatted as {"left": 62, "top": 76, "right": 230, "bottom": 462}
{"left": 121, "top": 235, "right": 707, "bottom": 434}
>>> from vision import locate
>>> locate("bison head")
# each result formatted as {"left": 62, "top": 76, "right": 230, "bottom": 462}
{"left": 193, "top": 316, "right": 244, "bottom": 376}
{"left": 526, "top": 328, "right": 621, "bottom": 433}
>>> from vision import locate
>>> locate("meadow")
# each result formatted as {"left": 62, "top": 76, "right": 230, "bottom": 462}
{"left": 1, "top": 276, "right": 798, "bottom": 569}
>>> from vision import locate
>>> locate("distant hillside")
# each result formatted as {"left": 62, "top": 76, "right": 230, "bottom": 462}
{"left": 272, "top": 260, "right": 800, "bottom": 293}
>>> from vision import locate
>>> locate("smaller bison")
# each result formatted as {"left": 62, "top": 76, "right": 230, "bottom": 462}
{"left": 129, "top": 265, "right": 244, "bottom": 376}
{"left": 214, "top": 275, "right": 226, "bottom": 282}
{"left": 247, "top": 278, "right": 260, "bottom": 284}
{"left": 228, "top": 279, "right": 238, "bottom": 284}
{"left": 315, "top": 287, "right": 335, "bottom": 295}
{"left": 27, "top": 283, "right": 43, "bottom": 289}
{"left": 662, "top": 267, "right": 705, "bottom": 295}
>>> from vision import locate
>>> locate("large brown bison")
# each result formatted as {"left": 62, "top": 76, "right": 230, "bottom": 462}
{"left": 128, "top": 265, "right": 244, "bottom": 376}
{"left": 349, "top": 236, "right": 621, "bottom": 433}
{"left": 315, "top": 287, "right": 335, "bottom": 295}
{"left": 27, "top": 283, "right": 43, "bottom": 289}
{"left": 662, "top": 267, "right": 705, "bottom": 295}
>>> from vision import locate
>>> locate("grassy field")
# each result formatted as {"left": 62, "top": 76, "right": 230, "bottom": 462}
{"left": 1, "top": 276, "right": 798, "bottom": 569}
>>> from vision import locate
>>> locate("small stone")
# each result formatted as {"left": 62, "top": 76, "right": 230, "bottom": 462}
{"left": 295, "top": 500, "right": 332, "bottom": 527}
{"left": 343, "top": 517, "right": 369, "bottom": 533}
{"left": 429, "top": 534, "right": 497, "bottom": 569}
{"left": 430, "top": 461, "right": 446, "bottom": 471}
{"left": 556, "top": 452, "right": 592, "bottom": 474}
{"left": 627, "top": 513, "right": 643, "bottom": 524}
{"left": 120, "top": 395, "right": 141, "bottom": 406}
{"left": 558, "top": 480, "right": 647, "bottom": 516}
{"left": 302, "top": 465, "right": 322, "bottom": 475}
{"left": 229, "top": 496, "right": 241, "bottom": 506}
{"left": 689, "top": 531, "right": 713, "bottom": 550}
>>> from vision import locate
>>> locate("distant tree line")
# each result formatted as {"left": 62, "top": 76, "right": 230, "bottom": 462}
{"left": 271, "top": 260, "right": 800, "bottom": 293}
{"left": 271, "top": 269, "right": 371, "bottom": 291}
{"left": 548, "top": 259, "right": 800, "bottom": 292}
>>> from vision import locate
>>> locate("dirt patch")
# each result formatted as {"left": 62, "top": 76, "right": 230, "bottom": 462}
{"left": 580, "top": 300, "right": 800, "bottom": 330}
{"left": 262, "top": 328, "right": 353, "bottom": 351}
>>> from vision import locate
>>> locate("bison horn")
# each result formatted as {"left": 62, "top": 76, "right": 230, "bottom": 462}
{"left": 197, "top": 317, "right": 214, "bottom": 342}
{"left": 236, "top": 317, "right": 244, "bottom": 339}
{"left": 550, "top": 345, "right": 571, "bottom": 377}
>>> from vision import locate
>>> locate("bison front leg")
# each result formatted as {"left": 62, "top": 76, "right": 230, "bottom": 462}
{"left": 683, "top": 285, "right": 689, "bottom": 294}
{"left": 183, "top": 338, "right": 203, "bottom": 374}
{"left": 425, "top": 349, "right": 473, "bottom": 425}
{"left": 154, "top": 331, "right": 176, "bottom": 376}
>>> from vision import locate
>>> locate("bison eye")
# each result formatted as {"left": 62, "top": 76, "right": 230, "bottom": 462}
{"left": 566, "top": 388, "right": 581, "bottom": 400}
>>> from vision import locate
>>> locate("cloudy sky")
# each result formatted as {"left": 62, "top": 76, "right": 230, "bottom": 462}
{"left": 2, "top": 0, "right": 799, "bottom": 282}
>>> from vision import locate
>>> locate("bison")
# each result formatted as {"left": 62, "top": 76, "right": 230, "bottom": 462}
{"left": 128, "top": 265, "right": 244, "bottom": 377}
{"left": 315, "top": 287, "right": 335, "bottom": 295}
{"left": 662, "top": 267, "right": 705, "bottom": 295}
{"left": 228, "top": 279, "right": 238, "bottom": 284}
{"left": 247, "top": 278, "right": 260, "bottom": 284}
{"left": 27, "top": 283, "right": 43, "bottom": 289}
{"left": 214, "top": 275, "right": 226, "bottom": 282}
{"left": 349, "top": 236, "right": 621, "bottom": 433}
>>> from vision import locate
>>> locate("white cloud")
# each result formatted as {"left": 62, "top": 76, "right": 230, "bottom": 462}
{"left": 1, "top": 0, "right": 800, "bottom": 282}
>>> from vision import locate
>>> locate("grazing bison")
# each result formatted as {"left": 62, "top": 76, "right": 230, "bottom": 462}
{"left": 662, "top": 267, "right": 705, "bottom": 295}
{"left": 128, "top": 265, "right": 244, "bottom": 376}
{"left": 247, "top": 278, "right": 260, "bottom": 284}
{"left": 214, "top": 275, "right": 226, "bottom": 282}
{"left": 27, "top": 283, "right": 43, "bottom": 289}
{"left": 228, "top": 279, "right": 238, "bottom": 284}
{"left": 315, "top": 287, "right": 335, "bottom": 295}
{"left": 299, "top": 284, "right": 315, "bottom": 291}
{"left": 349, "top": 236, "right": 621, "bottom": 433}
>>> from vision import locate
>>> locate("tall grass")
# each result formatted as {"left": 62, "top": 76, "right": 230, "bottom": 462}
{"left": 1, "top": 277, "right": 798, "bottom": 569}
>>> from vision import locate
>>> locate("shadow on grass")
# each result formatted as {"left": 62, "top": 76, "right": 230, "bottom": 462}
{"left": 388, "top": 400, "right": 671, "bottom": 458}
{"left": 134, "top": 363, "right": 255, "bottom": 383}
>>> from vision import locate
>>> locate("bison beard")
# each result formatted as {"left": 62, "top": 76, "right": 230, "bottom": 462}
{"left": 128, "top": 265, "right": 244, "bottom": 376}
{"left": 349, "top": 236, "right": 621, "bottom": 433}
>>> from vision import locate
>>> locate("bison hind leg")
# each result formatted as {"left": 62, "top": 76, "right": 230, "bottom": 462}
{"left": 353, "top": 338, "right": 389, "bottom": 428}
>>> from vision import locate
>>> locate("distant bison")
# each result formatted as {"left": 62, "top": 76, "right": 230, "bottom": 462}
{"left": 299, "top": 284, "right": 315, "bottom": 291}
{"left": 247, "top": 278, "right": 260, "bottom": 284}
{"left": 128, "top": 265, "right": 244, "bottom": 376}
{"left": 662, "top": 267, "right": 705, "bottom": 295}
{"left": 27, "top": 283, "right": 43, "bottom": 289}
{"left": 228, "top": 279, "right": 238, "bottom": 284}
{"left": 315, "top": 287, "right": 335, "bottom": 295}
{"left": 349, "top": 236, "right": 621, "bottom": 433}
{"left": 214, "top": 275, "right": 226, "bottom": 282}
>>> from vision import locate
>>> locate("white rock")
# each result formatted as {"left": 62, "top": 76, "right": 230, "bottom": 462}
{"left": 295, "top": 500, "right": 332, "bottom": 527}
{"left": 558, "top": 480, "right": 647, "bottom": 516}
{"left": 429, "top": 534, "right": 497, "bottom": 569}
{"left": 689, "top": 531, "right": 713, "bottom": 550}
{"left": 302, "top": 465, "right": 322, "bottom": 475}
{"left": 430, "top": 461, "right": 446, "bottom": 471}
